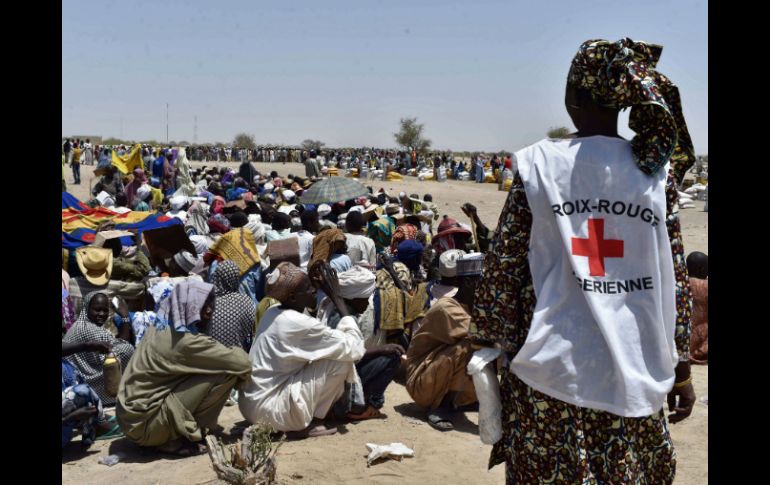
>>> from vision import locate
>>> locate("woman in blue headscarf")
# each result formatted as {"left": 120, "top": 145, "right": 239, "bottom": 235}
{"left": 395, "top": 240, "right": 424, "bottom": 273}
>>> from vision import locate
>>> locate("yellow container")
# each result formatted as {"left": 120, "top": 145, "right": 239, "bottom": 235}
{"left": 103, "top": 352, "right": 122, "bottom": 397}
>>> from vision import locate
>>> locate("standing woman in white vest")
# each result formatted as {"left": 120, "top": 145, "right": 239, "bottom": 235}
{"left": 471, "top": 39, "right": 697, "bottom": 484}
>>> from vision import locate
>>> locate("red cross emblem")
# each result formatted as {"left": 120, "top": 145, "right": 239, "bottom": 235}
{"left": 571, "top": 219, "right": 624, "bottom": 277}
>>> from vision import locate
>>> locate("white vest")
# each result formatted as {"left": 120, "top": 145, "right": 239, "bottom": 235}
{"left": 513, "top": 136, "right": 677, "bottom": 417}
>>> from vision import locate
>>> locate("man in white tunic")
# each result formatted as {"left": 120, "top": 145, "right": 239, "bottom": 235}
{"left": 239, "top": 262, "right": 364, "bottom": 437}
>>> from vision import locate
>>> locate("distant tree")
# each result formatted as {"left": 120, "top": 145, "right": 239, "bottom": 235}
{"left": 301, "top": 139, "right": 326, "bottom": 151}
{"left": 547, "top": 126, "right": 571, "bottom": 138}
{"left": 178, "top": 140, "right": 190, "bottom": 146}
{"left": 394, "top": 117, "right": 431, "bottom": 154}
{"left": 233, "top": 133, "right": 257, "bottom": 149}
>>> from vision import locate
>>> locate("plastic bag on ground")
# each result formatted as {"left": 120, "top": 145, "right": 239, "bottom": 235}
{"left": 365, "top": 442, "right": 415, "bottom": 466}
{"left": 467, "top": 347, "right": 503, "bottom": 444}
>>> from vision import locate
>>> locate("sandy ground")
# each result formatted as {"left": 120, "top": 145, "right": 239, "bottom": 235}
{"left": 63, "top": 161, "right": 708, "bottom": 484}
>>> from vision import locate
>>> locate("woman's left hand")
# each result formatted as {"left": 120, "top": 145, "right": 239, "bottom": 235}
{"left": 666, "top": 382, "right": 696, "bottom": 423}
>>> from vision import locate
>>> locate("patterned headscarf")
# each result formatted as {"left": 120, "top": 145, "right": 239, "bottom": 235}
{"left": 208, "top": 213, "right": 231, "bottom": 234}
{"left": 212, "top": 260, "right": 241, "bottom": 297}
{"left": 208, "top": 227, "right": 260, "bottom": 275}
{"left": 367, "top": 216, "right": 396, "bottom": 254}
{"left": 210, "top": 260, "right": 255, "bottom": 349}
{"left": 309, "top": 228, "right": 346, "bottom": 270}
{"left": 156, "top": 280, "right": 214, "bottom": 333}
{"left": 567, "top": 38, "right": 695, "bottom": 178}
{"left": 390, "top": 223, "right": 419, "bottom": 253}
{"left": 265, "top": 262, "right": 308, "bottom": 303}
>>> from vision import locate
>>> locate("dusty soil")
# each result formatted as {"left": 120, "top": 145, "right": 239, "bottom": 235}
{"left": 63, "top": 161, "right": 707, "bottom": 484}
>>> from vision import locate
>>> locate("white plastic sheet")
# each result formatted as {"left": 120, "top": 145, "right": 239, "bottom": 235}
{"left": 365, "top": 442, "right": 415, "bottom": 466}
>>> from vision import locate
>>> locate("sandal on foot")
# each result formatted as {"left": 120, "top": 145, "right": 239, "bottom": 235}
{"left": 427, "top": 410, "right": 454, "bottom": 431}
{"left": 286, "top": 424, "right": 338, "bottom": 440}
{"left": 95, "top": 423, "right": 124, "bottom": 440}
{"left": 346, "top": 405, "right": 385, "bottom": 421}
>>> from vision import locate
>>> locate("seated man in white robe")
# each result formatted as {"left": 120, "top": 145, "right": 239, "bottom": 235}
{"left": 316, "top": 265, "right": 404, "bottom": 420}
{"left": 238, "top": 262, "right": 365, "bottom": 438}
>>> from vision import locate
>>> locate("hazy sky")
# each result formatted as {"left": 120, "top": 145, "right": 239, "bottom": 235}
{"left": 62, "top": 0, "right": 707, "bottom": 153}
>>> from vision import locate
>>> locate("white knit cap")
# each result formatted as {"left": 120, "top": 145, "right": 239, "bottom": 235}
{"left": 318, "top": 204, "right": 332, "bottom": 217}
{"left": 439, "top": 249, "right": 466, "bottom": 278}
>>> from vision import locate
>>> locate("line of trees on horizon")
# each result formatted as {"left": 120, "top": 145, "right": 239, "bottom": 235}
{"left": 62, "top": 120, "right": 707, "bottom": 158}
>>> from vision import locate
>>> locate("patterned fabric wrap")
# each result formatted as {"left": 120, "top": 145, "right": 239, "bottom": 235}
{"left": 130, "top": 311, "right": 158, "bottom": 346}
{"left": 62, "top": 381, "right": 103, "bottom": 449}
{"left": 374, "top": 262, "right": 429, "bottom": 331}
{"left": 155, "top": 280, "right": 214, "bottom": 333}
{"left": 209, "top": 227, "right": 260, "bottom": 275}
{"left": 494, "top": 369, "right": 675, "bottom": 483}
{"left": 389, "top": 224, "right": 418, "bottom": 253}
{"left": 470, "top": 171, "right": 689, "bottom": 481}
{"left": 367, "top": 216, "right": 396, "bottom": 254}
{"left": 62, "top": 288, "right": 76, "bottom": 332}
{"left": 567, "top": 38, "right": 695, "bottom": 179}
{"left": 210, "top": 260, "right": 256, "bottom": 350}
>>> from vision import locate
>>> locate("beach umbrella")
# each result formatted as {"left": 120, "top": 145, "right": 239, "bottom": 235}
{"left": 299, "top": 177, "right": 368, "bottom": 204}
